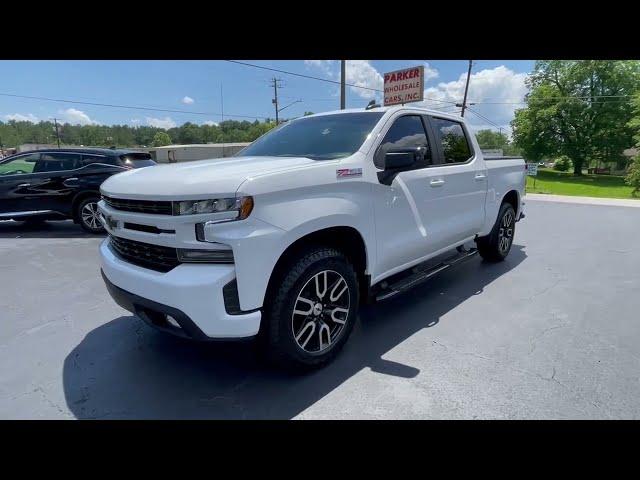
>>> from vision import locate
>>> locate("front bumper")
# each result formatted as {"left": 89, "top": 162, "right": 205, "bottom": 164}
{"left": 100, "top": 238, "right": 261, "bottom": 339}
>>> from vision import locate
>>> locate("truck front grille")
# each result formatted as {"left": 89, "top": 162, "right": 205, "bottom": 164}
{"left": 102, "top": 196, "right": 173, "bottom": 215}
{"left": 108, "top": 235, "right": 179, "bottom": 272}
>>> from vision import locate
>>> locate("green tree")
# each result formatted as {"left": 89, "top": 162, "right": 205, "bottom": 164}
{"left": 511, "top": 60, "right": 640, "bottom": 175}
{"left": 151, "top": 131, "right": 172, "bottom": 147}
{"left": 625, "top": 92, "right": 640, "bottom": 195}
{"left": 475, "top": 129, "right": 509, "bottom": 149}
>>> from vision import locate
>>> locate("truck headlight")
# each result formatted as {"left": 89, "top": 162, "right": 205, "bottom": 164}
{"left": 173, "top": 196, "right": 254, "bottom": 219}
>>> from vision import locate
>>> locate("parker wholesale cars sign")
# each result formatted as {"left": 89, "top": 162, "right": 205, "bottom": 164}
{"left": 383, "top": 66, "right": 424, "bottom": 106}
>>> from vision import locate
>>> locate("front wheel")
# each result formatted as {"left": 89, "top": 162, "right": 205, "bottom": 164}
{"left": 77, "top": 197, "right": 105, "bottom": 233}
{"left": 263, "top": 247, "right": 359, "bottom": 371}
{"left": 476, "top": 202, "right": 516, "bottom": 262}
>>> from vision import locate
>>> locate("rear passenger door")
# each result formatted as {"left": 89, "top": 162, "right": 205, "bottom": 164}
{"left": 425, "top": 116, "right": 487, "bottom": 246}
{"left": 27, "top": 152, "right": 83, "bottom": 215}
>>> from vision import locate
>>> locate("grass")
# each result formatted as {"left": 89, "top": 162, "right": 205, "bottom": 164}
{"left": 526, "top": 168, "right": 637, "bottom": 199}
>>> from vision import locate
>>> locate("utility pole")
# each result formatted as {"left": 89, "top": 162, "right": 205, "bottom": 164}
{"left": 271, "top": 77, "right": 283, "bottom": 124}
{"left": 53, "top": 118, "right": 61, "bottom": 148}
{"left": 220, "top": 83, "right": 225, "bottom": 158}
{"left": 460, "top": 60, "right": 473, "bottom": 118}
{"left": 340, "top": 60, "right": 346, "bottom": 110}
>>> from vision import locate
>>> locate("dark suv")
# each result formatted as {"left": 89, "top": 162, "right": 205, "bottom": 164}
{"left": 0, "top": 148, "right": 156, "bottom": 233}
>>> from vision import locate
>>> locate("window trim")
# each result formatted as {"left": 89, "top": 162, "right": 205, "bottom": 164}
{"left": 373, "top": 113, "right": 436, "bottom": 170}
{"left": 0, "top": 152, "right": 42, "bottom": 176}
{"left": 426, "top": 115, "right": 476, "bottom": 166}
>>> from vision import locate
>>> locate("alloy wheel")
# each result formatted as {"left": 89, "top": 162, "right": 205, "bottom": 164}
{"left": 81, "top": 202, "right": 101, "bottom": 230}
{"left": 291, "top": 269, "right": 350, "bottom": 353}
{"left": 498, "top": 209, "right": 514, "bottom": 254}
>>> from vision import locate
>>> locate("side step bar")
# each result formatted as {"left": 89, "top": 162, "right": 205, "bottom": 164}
{"left": 375, "top": 248, "right": 479, "bottom": 302}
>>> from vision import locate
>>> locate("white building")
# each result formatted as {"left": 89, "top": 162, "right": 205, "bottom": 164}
{"left": 147, "top": 143, "right": 250, "bottom": 163}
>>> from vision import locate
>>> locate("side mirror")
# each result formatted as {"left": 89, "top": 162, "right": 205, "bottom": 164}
{"left": 384, "top": 147, "right": 420, "bottom": 169}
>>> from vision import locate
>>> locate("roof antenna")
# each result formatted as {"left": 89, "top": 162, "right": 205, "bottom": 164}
{"left": 365, "top": 99, "right": 381, "bottom": 110}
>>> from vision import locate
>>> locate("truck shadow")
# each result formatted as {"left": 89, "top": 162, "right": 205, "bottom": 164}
{"left": 62, "top": 245, "right": 526, "bottom": 419}
{"left": 0, "top": 220, "right": 104, "bottom": 239}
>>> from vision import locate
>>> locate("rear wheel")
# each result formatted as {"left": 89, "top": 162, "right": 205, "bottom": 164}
{"left": 476, "top": 202, "right": 516, "bottom": 262}
{"left": 76, "top": 197, "right": 105, "bottom": 233}
{"left": 263, "top": 246, "right": 359, "bottom": 371}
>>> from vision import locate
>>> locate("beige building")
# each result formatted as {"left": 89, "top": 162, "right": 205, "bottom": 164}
{"left": 147, "top": 143, "right": 250, "bottom": 163}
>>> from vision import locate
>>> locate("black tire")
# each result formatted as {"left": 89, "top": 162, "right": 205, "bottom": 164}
{"left": 263, "top": 246, "right": 359, "bottom": 371}
{"left": 476, "top": 202, "right": 516, "bottom": 262}
{"left": 76, "top": 197, "right": 105, "bottom": 233}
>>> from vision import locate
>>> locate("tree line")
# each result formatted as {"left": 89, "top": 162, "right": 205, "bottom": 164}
{"left": 0, "top": 119, "right": 278, "bottom": 150}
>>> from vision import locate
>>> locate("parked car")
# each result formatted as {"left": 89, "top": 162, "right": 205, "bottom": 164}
{"left": 0, "top": 148, "right": 156, "bottom": 232}
{"left": 98, "top": 106, "right": 526, "bottom": 369}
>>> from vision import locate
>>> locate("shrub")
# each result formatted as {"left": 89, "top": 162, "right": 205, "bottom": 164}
{"left": 554, "top": 156, "right": 573, "bottom": 172}
{"left": 625, "top": 155, "right": 640, "bottom": 197}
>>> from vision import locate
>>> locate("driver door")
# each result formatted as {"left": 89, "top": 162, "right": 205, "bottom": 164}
{"left": 0, "top": 152, "right": 41, "bottom": 215}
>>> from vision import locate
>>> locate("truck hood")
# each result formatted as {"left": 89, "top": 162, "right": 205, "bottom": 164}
{"left": 100, "top": 156, "right": 316, "bottom": 199}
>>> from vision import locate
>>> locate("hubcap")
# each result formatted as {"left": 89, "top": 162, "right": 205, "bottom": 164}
{"left": 498, "top": 209, "right": 514, "bottom": 254}
{"left": 291, "top": 269, "right": 350, "bottom": 353}
{"left": 81, "top": 202, "right": 101, "bottom": 230}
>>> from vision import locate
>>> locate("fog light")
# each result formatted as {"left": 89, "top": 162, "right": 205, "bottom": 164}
{"left": 176, "top": 248, "right": 234, "bottom": 263}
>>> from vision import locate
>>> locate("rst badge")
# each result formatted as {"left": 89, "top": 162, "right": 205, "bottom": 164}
{"left": 336, "top": 168, "right": 363, "bottom": 179}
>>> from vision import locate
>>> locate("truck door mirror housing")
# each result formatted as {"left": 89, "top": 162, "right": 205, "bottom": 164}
{"left": 384, "top": 147, "right": 419, "bottom": 169}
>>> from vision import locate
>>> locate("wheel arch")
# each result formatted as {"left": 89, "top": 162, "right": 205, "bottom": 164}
{"left": 71, "top": 190, "right": 101, "bottom": 222}
{"left": 502, "top": 189, "right": 520, "bottom": 216}
{"left": 264, "top": 225, "right": 370, "bottom": 307}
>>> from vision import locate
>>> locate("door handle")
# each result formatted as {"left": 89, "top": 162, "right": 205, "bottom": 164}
{"left": 63, "top": 177, "right": 79, "bottom": 187}
{"left": 474, "top": 174, "right": 487, "bottom": 181}
{"left": 430, "top": 179, "right": 445, "bottom": 187}
{"left": 17, "top": 183, "right": 31, "bottom": 188}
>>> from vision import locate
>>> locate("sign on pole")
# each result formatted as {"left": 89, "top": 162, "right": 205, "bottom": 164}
{"left": 526, "top": 162, "right": 538, "bottom": 190}
{"left": 526, "top": 163, "right": 538, "bottom": 176}
{"left": 383, "top": 66, "right": 424, "bottom": 106}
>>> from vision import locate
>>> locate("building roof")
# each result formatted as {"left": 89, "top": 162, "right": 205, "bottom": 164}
{"left": 149, "top": 143, "right": 250, "bottom": 150}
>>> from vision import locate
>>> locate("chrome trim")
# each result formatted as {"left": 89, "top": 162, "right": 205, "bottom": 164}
{"left": 0, "top": 210, "right": 61, "bottom": 218}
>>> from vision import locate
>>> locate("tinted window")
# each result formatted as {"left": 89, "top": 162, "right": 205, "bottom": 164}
{"left": 0, "top": 153, "right": 40, "bottom": 175}
{"left": 431, "top": 118, "right": 472, "bottom": 164}
{"left": 375, "top": 115, "right": 430, "bottom": 168}
{"left": 81, "top": 154, "right": 111, "bottom": 167}
{"left": 35, "top": 153, "right": 80, "bottom": 172}
{"left": 240, "top": 112, "right": 385, "bottom": 160}
{"left": 119, "top": 153, "right": 156, "bottom": 168}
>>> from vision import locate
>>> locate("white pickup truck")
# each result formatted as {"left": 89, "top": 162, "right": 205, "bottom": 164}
{"left": 98, "top": 105, "right": 525, "bottom": 369}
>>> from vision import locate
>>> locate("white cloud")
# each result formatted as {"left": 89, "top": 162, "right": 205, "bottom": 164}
{"left": 304, "top": 60, "right": 336, "bottom": 78}
{"left": 345, "top": 60, "right": 384, "bottom": 99}
{"left": 182, "top": 96, "right": 195, "bottom": 105}
{"left": 58, "top": 108, "right": 98, "bottom": 125}
{"left": 203, "top": 120, "right": 219, "bottom": 126}
{"left": 146, "top": 116, "right": 176, "bottom": 129}
{"left": 130, "top": 118, "right": 141, "bottom": 125}
{"left": 3, "top": 113, "right": 39, "bottom": 122}
{"left": 419, "top": 65, "right": 528, "bottom": 133}
{"left": 305, "top": 60, "right": 439, "bottom": 102}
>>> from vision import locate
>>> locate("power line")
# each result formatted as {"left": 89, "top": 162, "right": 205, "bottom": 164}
{"left": 226, "top": 60, "right": 460, "bottom": 106}
{"left": 227, "top": 60, "right": 382, "bottom": 93}
{"left": 465, "top": 107, "right": 504, "bottom": 131}
{"left": 0, "top": 92, "right": 271, "bottom": 120}
{"left": 470, "top": 95, "right": 635, "bottom": 105}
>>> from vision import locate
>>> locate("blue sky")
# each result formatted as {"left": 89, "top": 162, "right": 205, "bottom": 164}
{"left": 0, "top": 60, "right": 535, "bottom": 133}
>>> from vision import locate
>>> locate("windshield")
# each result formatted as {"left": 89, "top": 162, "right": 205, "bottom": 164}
{"left": 240, "top": 112, "right": 385, "bottom": 160}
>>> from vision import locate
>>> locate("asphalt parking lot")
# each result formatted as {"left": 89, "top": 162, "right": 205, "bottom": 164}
{"left": 1, "top": 199, "right": 639, "bottom": 419}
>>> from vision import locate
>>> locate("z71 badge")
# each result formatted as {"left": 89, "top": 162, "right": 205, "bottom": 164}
{"left": 336, "top": 168, "right": 363, "bottom": 178}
